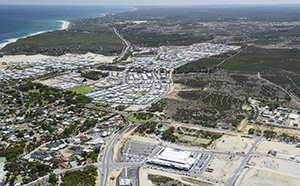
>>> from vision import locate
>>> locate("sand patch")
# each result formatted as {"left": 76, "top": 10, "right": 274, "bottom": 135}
{"left": 209, "top": 134, "right": 256, "bottom": 154}
{"left": 0, "top": 52, "right": 116, "bottom": 65}
{"left": 95, "top": 169, "right": 101, "bottom": 186}
{"left": 254, "top": 140, "right": 300, "bottom": 159}
{"left": 108, "top": 169, "right": 122, "bottom": 186}
{"left": 242, "top": 104, "right": 252, "bottom": 111}
{"left": 129, "top": 135, "right": 160, "bottom": 145}
{"left": 164, "top": 83, "right": 184, "bottom": 100}
{"left": 203, "top": 154, "right": 243, "bottom": 182}
{"left": 235, "top": 155, "right": 300, "bottom": 186}
{"left": 113, "top": 139, "right": 125, "bottom": 162}
{"left": 122, "top": 125, "right": 139, "bottom": 139}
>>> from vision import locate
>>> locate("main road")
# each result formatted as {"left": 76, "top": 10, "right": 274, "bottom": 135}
{"left": 225, "top": 135, "right": 263, "bottom": 186}
{"left": 112, "top": 27, "right": 131, "bottom": 61}
{"left": 99, "top": 120, "right": 133, "bottom": 186}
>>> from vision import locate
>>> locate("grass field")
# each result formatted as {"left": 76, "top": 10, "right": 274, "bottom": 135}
{"left": 181, "top": 135, "right": 197, "bottom": 142}
{"left": 194, "top": 137, "right": 211, "bottom": 144}
{"left": 15, "top": 175, "right": 23, "bottom": 184}
{"left": 29, "top": 89, "right": 40, "bottom": 93}
{"left": 71, "top": 86, "right": 93, "bottom": 93}
{"left": 160, "top": 126, "right": 170, "bottom": 131}
{"left": 128, "top": 115, "right": 156, "bottom": 122}
{"left": 0, "top": 157, "right": 6, "bottom": 163}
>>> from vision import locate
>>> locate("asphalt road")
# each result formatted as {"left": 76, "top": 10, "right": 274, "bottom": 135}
{"left": 225, "top": 135, "right": 263, "bottom": 186}
{"left": 112, "top": 27, "right": 131, "bottom": 62}
{"left": 253, "top": 106, "right": 260, "bottom": 123}
{"left": 99, "top": 123, "right": 132, "bottom": 186}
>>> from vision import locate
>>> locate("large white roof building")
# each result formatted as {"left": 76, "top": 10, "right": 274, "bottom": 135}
{"left": 147, "top": 147, "right": 197, "bottom": 170}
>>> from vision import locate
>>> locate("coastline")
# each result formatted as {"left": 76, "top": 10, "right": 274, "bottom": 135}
{"left": 0, "top": 20, "right": 70, "bottom": 51}
{"left": 0, "top": 6, "right": 135, "bottom": 52}
{"left": 57, "top": 20, "right": 70, "bottom": 30}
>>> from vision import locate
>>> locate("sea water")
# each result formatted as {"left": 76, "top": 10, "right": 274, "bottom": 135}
{"left": 0, "top": 5, "right": 132, "bottom": 45}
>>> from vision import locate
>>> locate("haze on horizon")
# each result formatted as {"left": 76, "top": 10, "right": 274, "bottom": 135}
{"left": 0, "top": 0, "right": 299, "bottom": 6}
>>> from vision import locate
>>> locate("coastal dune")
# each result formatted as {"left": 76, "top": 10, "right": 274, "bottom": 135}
{"left": 0, "top": 52, "right": 116, "bottom": 66}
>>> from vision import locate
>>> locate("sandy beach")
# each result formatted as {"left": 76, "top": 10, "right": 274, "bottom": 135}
{"left": 58, "top": 20, "right": 70, "bottom": 30}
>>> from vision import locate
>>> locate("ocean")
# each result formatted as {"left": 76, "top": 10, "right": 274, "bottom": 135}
{"left": 0, "top": 5, "right": 133, "bottom": 46}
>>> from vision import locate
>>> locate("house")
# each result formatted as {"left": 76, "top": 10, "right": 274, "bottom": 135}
{"left": 74, "top": 151, "right": 82, "bottom": 155}
{"left": 30, "top": 155, "right": 40, "bottom": 159}
{"left": 54, "top": 154, "right": 62, "bottom": 158}
{"left": 46, "top": 150, "right": 57, "bottom": 156}
{"left": 60, "top": 162, "right": 70, "bottom": 168}
{"left": 61, "top": 157, "right": 69, "bottom": 162}
{"left": 69, "top": 146, "right": 80, "bottom": 151}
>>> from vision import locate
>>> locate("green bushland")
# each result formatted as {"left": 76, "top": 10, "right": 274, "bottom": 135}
{"left": 17, "top": 81, "right": 92, "bottom": 107}
{"left": 135, "top": 122, "right": 157, "bottom": 134}
{"left": 220, "top": 47, "right": 300, "bottom": 73}
{"left": 148, "top": 100, "right": 166, "bottom": 112}
{"left": 148, "top": 174, "right": 174, "bottom": 184}
{"left": 161, "top": 127, "right": 178, "bottom": 142}
{"left": 177, "top": 91, "right": 242, "bottom": 114}
{"left": 96, "top": 65, "right": 125, "bottom": 71}
{"left": 0, "top": 28, "right": 123, "bottom": 56}
{"left": 61, "top": 165, "right": 98, "bottom": 186}
{"left": 230, "top": 75, "right": 248, "bottom": 83}
{"left": 71, "top": 86, "right": 94, "bottom": 93}
{"left": 81, "top": 71, "right": 109, "bottom": 80}
{"left": 175, "top": 79, "right": 207, "bottom": 88}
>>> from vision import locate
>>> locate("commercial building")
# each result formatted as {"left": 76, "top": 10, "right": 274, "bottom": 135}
{"left": 147, "top": 147, "right": 197, "bottom": 170}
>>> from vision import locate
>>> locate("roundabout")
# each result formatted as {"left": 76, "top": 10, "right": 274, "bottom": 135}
{"left": 127, "top": 113, "right": 157, "bottom": 122}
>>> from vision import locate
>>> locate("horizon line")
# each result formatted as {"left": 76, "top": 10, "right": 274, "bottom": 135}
{"left": 1, "top": 4, "right": 300, "bottom": 6}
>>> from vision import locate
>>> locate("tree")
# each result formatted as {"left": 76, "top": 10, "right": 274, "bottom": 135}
{"left": 248, "top": 128, "right": 255, "bottom": 135}
{"left": 52, "top": 160, "right": 60, "bottom": 169}
{"left": 49, "top": 173, "right": 58, "bottom": 184}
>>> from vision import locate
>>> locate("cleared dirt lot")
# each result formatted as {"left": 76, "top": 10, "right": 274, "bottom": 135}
{"left": 235, "top": 155, "right": 300, "bottom": 186}
{"left": 202, "top": 154, "right": 243, "bottom": 182}
{"left": 254, "top": 140, "right": 300, "bottom": 159}
{"left": 208, "top": 134, "right": 256, "bottom": 154}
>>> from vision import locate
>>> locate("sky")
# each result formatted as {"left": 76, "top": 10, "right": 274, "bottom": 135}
{"left": 0, "top": 0, "right": 299, "bottom": 6}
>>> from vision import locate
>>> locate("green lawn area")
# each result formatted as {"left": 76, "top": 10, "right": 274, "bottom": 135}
{"left": 71, "top": 86, "right": 93, "bottom": 93}
{"left": 0, "top": 157, "right": 6, "bottom": 163}
{"left": 15, "top": 175, "right": 23, "bottom": 184}
{"left": 29, "top": 89, "right": 40, "bottom": 93}
{"left": 194, "top": 137, "right": 211, "bottom": 144}
{"left": 128, "top": 115, "right": 156, "bottom": 122}
{"left": 42, "top": 100, "right": 49, "bottom": 106}
{"left": 181, "top": 135, "right": 197, "bottom": 142}
{"left": 29, "top": 103, "right": 35, "bottom": 107}
{"left": 160, "top": 126, "right": 170, "bottom": 131}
